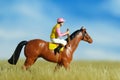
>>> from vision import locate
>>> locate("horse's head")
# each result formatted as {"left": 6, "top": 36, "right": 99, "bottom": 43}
{"left": 80, "top": 26, "right": 93, "bottom": 43}
{"left": 66, "top": 26, "right": 93, "bottom": 44}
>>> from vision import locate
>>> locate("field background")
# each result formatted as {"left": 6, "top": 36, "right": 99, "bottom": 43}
{"left": 0, "top": 59, "right": 120, "bottom": 80}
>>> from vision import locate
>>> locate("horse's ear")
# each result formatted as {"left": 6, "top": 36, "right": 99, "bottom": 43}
{"left": 81, "top": 26, "right": 86, "bottom": 30}
{"left": 81, "top": 26, "right": 84, "bottom": 29}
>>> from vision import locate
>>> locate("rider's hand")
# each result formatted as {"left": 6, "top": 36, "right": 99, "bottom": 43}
{"left": 66, "top": 31, "right": 69, "bottom": 34}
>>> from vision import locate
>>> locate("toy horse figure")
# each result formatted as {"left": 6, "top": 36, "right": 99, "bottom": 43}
{"left": 8, "top": 27, "right": 93, "bottom": 71}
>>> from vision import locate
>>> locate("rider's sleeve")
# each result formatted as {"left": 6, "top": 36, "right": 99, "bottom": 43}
{"left": 56, "top": 27, "right": 67, "bottom": 37}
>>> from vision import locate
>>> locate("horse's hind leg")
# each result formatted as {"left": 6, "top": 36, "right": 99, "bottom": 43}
{"left": 22, "top": 57, "right": 37, "bottom": 70}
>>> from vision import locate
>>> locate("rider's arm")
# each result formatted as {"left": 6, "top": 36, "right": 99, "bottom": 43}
{"left": 56, "top": 27, "right": 68, "bottom": 37}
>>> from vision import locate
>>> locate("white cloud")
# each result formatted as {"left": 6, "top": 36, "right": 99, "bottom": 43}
{"left": 93, "top": 31, "right": 120, "bottom": 47}
{"left": 0, "top": 28, "right": 28, "bottom": 40}
{"left": 11, "top": 3, "right": 44, "bottom": 21}
{"left": 102, "top": 0, "right": 120, "bottom": 16}
{"left": 82, "top": 48, "right": 120, "bottom": 61}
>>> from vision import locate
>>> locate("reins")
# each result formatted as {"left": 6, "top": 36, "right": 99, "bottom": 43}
{"left": 67, "top": 29, "right": 70, "bottom": 44}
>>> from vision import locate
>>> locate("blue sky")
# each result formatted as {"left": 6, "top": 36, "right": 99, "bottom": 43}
{"left": 0, "top": 0, "right": 120, "bottom": 60}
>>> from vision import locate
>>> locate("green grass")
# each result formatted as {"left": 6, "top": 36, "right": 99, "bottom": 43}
{"left": 0, "top": 59, "right": 120, "bottom": 80}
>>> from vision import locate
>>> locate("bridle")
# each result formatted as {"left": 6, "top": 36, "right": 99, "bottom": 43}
{"left": 81, "top": 31, "right": 90, "bottom": 41}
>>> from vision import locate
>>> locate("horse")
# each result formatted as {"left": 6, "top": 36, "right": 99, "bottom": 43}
{"left": 8, "top": 27, "right": 93, "bottom": 71}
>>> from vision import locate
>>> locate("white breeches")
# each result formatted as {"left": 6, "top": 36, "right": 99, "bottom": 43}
{"left": 51, "top": 38, "right": 67, "bottom": 46}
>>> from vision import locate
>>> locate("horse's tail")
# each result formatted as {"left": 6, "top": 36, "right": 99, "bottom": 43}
{"left": 8, "top": 41, "right": 28, "bottom": 65}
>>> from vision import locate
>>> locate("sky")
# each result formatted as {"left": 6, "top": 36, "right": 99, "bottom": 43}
{"left": 0, "top": 0, "right": 120, "bottom": 61}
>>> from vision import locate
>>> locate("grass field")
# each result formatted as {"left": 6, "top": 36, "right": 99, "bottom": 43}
{"left": 0, "top": 59, "right": 120, "bottom": 80}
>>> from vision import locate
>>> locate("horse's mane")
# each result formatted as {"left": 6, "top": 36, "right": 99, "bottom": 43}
{"left": 65, "top": 29, "right": 82, "bottom": 42}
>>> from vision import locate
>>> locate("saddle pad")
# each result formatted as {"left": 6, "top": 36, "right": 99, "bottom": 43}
{"left": 49, "top": 43, "right": 64, "bottom": 51}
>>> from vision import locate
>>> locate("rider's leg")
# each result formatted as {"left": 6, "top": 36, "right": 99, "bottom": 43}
{"left": 54, "top": 39, "right": 67, "bottom": 54}
{"left": 54, "top": 44, "right": 63, "bottom": 54}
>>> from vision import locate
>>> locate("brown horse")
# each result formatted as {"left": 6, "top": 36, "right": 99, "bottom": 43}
{"left": 8, "top": 27, "right": 93, "bottom": 70}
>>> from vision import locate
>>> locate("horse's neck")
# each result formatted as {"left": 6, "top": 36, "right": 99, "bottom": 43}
{"left": 69, "top": 37, "right": 82, "bottom": 54}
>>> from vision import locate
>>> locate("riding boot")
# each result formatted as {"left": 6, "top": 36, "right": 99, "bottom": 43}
{"left": 54, "top": 44, "right": 63, "bottom": 54}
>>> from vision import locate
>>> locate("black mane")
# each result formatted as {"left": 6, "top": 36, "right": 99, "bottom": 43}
{"left": 65, "top": 29, "right": 81, "bottom": 42}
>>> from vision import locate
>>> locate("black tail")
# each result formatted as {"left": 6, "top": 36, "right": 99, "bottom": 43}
{"left": 8, "top": 41, "right": 28, "bottom": 65}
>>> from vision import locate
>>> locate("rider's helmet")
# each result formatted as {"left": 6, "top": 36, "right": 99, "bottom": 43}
{"left": 57, "top": 18, "right": 65, "bottom": 23}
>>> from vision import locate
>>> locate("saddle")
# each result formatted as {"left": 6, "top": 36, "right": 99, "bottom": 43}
{"left": 49, "top": 43, "right": 64, "bottom": 52}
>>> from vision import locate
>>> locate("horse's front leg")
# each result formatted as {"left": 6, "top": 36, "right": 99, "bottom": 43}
{"left": 54, "top": 63, "right": 62, "bottom": 72}
{"left": 63, "top": 61, "right": 70, "bottom": 70}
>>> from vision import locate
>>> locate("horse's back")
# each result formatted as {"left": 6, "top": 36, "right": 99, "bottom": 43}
{"left": 24, "top": 39, "right": 48, "bottom": 57}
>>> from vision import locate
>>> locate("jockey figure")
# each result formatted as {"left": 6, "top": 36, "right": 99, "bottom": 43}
{"left": 50, "top": 18, "right": 69, "bottom": 54}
